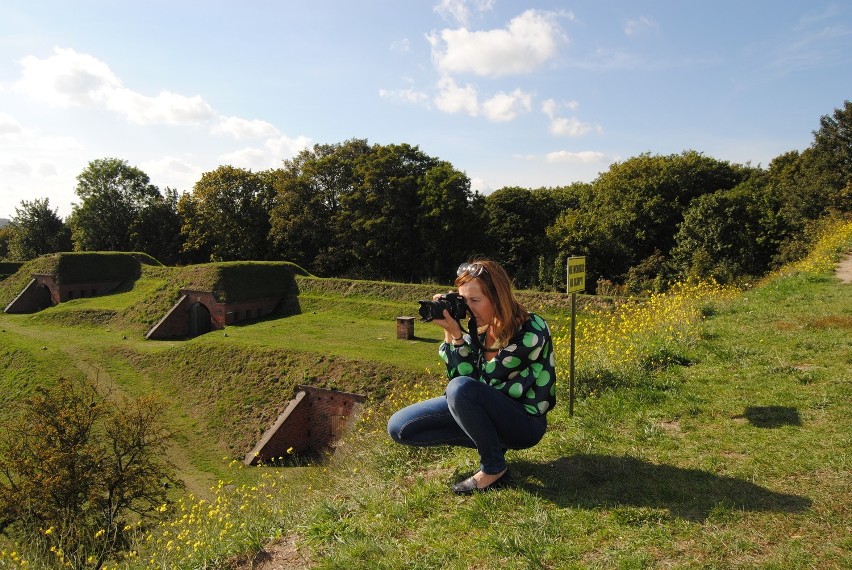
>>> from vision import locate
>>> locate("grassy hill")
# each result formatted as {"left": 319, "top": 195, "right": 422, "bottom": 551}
{"left": 1, "top": 221, "right": 850, "bottom": 568}
{"left": 0, "top": 262, "right": 458, "bottom": 490}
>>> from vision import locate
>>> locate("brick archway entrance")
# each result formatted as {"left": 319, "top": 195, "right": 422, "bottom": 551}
{"left": 188, "top": 302, "right": 212, "bottom": 337}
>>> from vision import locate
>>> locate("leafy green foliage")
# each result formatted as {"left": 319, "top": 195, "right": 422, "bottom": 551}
{"left": 68, "top": 158, "right": 168, "bottom": 255}
{"left": 12, "top": 100, "right": 852, "bottom": 296}
{"left": 179, "top": 166, "right": 276, "bottom": 262}
{"left": 0, "top": 226, "right": 11, "bottom": 259}
{"left": 0, "top": 378, "right": 180, "bottom": 568}
{"left": 128, "top": 187, "right": 183, "bottom": 265}
{"left": 810, "top": 99, "right": 852, "bottom": 190}
{"left": 484, "top": 187, "right": 557, "bottom": 289}
{"left": 548, "top": 151, "right": 751, "bottom": 289}
{"left": 7, "top": 198, "right": 71, "bottom": 261}
{"left": 269, "top": 139, "right": 485, "bottom": 282}
{"left": 671, "top": 175, "right": 778, "bottom": 283}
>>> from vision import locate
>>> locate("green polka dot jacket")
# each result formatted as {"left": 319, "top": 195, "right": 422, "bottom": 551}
{"left": 439, "top": 313, "right": 557, "bottom": 416}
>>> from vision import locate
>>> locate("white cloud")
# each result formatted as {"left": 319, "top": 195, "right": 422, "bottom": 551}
{"left": 624, "top": 16, "right": 658, "bottom": 37}
{"left": 541, "top": 98, "right": 601, "bottom": 137}
{"left": 434, "top": 75, "right": 480, "bottom": 116}
{"left": 550, "top": 116, "right": 597, "bottom": 137}
{"left": 391, "top": 38, "right": 411, "bottom": 53}
{"left": 266, "top": 134, "right": 313, "bottom": 158}
{"left": 432, "top": 77, "right": 532, "bottom": 122}
{"left": 218, "top": 147, "right": 270, "bottom": 170}
{"left": 541, "top": 98, "right": 578, "bottom": 118}
{"left": 4, "top": 158, "right": 33, "bottom": 177}
{"left": 143, "top": 156, "right": 197, "bottom": 175}
{"left": 141, "top": 156, "right": 203, "bottom": 192}
{"left": 378, "top": 87, "right": 430, "bottom": 106}
{"left": 212, "top": 116, "right": 280, "bottom": 139}
{"left": 545, "top": 150, "right": 607, "bottom": 163}
{"left": 512, "top": 153, "right": 539, "bottom": 162}
{"left": 106, "top": 88, "right": 215, "bottom": 125}
{"left": 13, "top": 47, "right": 215, "bottom": 125}
{"left": 14, "top": 47, "right": 121, "bottom": 108}
{"left": 0, "top": 113, "right": 24, "bottom": 136}
{"left": 482, "top": 88, "right": 532, "bottom": 122}
{"left": 433, "top": 0, "right": 494, "bottom": 27}
{"left": 217, "top": 134, "right": 312, "bottom": 172}
{"left": 0, "top": 113, "right": 83, "bottom": 159}
{"left": 37, "top": 162, "right": 59, "bottom": 177}
{"left": 428, "top": 9, "right": 565, "bottom": 77}
{"left": 0, "top": 116, "right": 85, "bottom": 218}
{"left": 2, "top": 47, "right": 317, "bottom": 216}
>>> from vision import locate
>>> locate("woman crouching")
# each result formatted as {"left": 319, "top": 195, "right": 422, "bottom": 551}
{"left": 387, "top": 259, "right": 557, "bottom": 494}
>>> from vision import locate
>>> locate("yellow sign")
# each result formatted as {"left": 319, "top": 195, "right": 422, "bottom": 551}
{"left": 567, "top": 256, "right": 586, "bottom": 293}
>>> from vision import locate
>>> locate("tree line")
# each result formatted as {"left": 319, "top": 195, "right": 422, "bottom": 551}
{"left": 2, "top": 100, "right": 850, "bottom": 293}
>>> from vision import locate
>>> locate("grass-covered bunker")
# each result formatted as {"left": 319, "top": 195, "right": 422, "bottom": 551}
{"left": 146, "top": 261, "right": 302, "bottom": 340}
{"left": 4, "top": 252, "right": 154, "bottom": 314}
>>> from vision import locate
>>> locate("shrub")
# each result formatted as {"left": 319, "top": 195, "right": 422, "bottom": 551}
{"left": 0, "top": 378, "right": 180, "bottom": 569}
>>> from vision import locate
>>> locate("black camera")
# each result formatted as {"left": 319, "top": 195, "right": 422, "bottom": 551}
{"left": 418, "top": 292, "right": 468, "bottom": 322}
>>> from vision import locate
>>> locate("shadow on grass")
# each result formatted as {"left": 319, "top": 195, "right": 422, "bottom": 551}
{"left": 411, "top": 336, "right": 442, "bottom": 344}
{"left": 734, "top": 406, "right": 802, "bottom": 428}
{"left": 515, "top": 454, "right": 812, "bottom": 522}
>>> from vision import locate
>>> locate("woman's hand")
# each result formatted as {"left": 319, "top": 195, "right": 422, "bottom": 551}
{"left": 430, "top": 293, "right": 465, "bottom": 343}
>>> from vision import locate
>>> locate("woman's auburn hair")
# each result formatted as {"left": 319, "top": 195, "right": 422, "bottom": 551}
{"left": 455, "top": 259, "right": 529, "bottom": 347}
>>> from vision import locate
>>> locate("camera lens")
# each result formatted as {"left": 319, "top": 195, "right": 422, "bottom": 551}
{"left": 417, "top": 300, "right": 437, "bottom": 322}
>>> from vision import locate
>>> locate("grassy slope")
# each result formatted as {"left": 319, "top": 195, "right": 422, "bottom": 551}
{"left": 282, "top": 270, "right": 851, "bottom": 568}
{"left": 1, "top": 265, "right": 513, "bottom": 492}
{"left": 1, "top": 255, "right": 850, "bottom": 568}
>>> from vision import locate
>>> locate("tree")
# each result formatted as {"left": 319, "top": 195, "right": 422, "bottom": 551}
{"left": 0, "top": 226, "right": 11, "bottom": 259}
{"left": 269, "top": 139, "right": 482, "bottom": 282}
{"left": 484, "top": 187, "right": 566, "bottom": 289}
{"left": 768, "top": 101, "right": 852, "bottom": 225}
{"left": 534, "top": 183, "right": 588, "bottom": 291}
{"left": 269, "top": 139, "right": 372, "bottom": 275}
{"left": 547, "top": 151, "right": 750, "bottom": 290}
{"left": 0, "top": 378, "right": 180, "bottom": 569}
{"left": 180, "top": 166, "right": 276, "bottom": 262}
{"left": 810, "top": 99, "right": 852, "bottom": 191}
{"left": 8, "top": 198, "right": 71, "bottom": 261}
{"left": 129, "top": 187, "right": 183, "bottom": 265}
{"left": 671, "top": 174, "right": 777, "bottom": 283}
{"left": 68, "top": 158, "right": 162, "bottom": 252}
{"left": 340, "top": 143, "right": 436, "bottom": 280}
{"left": 417, "top": 161, "right": 485, "bottom": 282}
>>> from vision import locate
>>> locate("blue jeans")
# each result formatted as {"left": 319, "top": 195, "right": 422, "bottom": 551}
{"left": 387, "top": 376, "right": 547, "bottom": 475}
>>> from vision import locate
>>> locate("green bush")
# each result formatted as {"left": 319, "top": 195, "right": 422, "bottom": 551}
{"left": 0, "top": 377, "right": 180, "bottom": 569}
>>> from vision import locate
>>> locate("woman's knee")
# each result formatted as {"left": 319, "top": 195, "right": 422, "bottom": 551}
{"left": 386, "top": 409, "right": 407, "bottom": 444}
{"left": 445, "top": 375, "right": 478, "bottom": 403}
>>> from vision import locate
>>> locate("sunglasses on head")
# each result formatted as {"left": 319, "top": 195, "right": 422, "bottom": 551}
{"left": 457, "top": 262, "right": 487, "bottom": 278}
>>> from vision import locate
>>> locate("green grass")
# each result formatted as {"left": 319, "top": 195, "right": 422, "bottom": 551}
{"left": 1, "top": 224, "right": 851, "bottom": 569}
{"left": 281, "top": 264, "right": 849, "bottom": 569}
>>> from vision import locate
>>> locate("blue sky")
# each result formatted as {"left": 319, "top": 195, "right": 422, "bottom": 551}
{"left": 1, "top": 0, "right": 851, "bottom": 220}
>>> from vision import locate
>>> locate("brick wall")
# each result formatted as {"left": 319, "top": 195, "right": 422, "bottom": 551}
{"left": 4, "top": 274, "right": 122, "bottom": 314}
{"left": 56, "top": 279, "right": 123, "bottom": 302}
{"left": 244, "top": 385, "right": 366, "bottom": 466}
{"left": 146, "top": 289, "right": 294, "bottom": 340}
{"left": 4, "top": 279, "right": 52, "bottom": 313}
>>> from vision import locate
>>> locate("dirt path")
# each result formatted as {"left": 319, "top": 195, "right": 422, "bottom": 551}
{"left": 837, "top": 252, "right": 852, "bottom": 283}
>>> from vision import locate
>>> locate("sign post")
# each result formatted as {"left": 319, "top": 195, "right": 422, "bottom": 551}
{"left": 566, "top": 256, "right": 586, "bottom": 417}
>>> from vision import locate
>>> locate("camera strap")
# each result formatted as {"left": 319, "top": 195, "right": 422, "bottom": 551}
{"left": 465, "top": 312, "right": 485, "bottom": 357}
